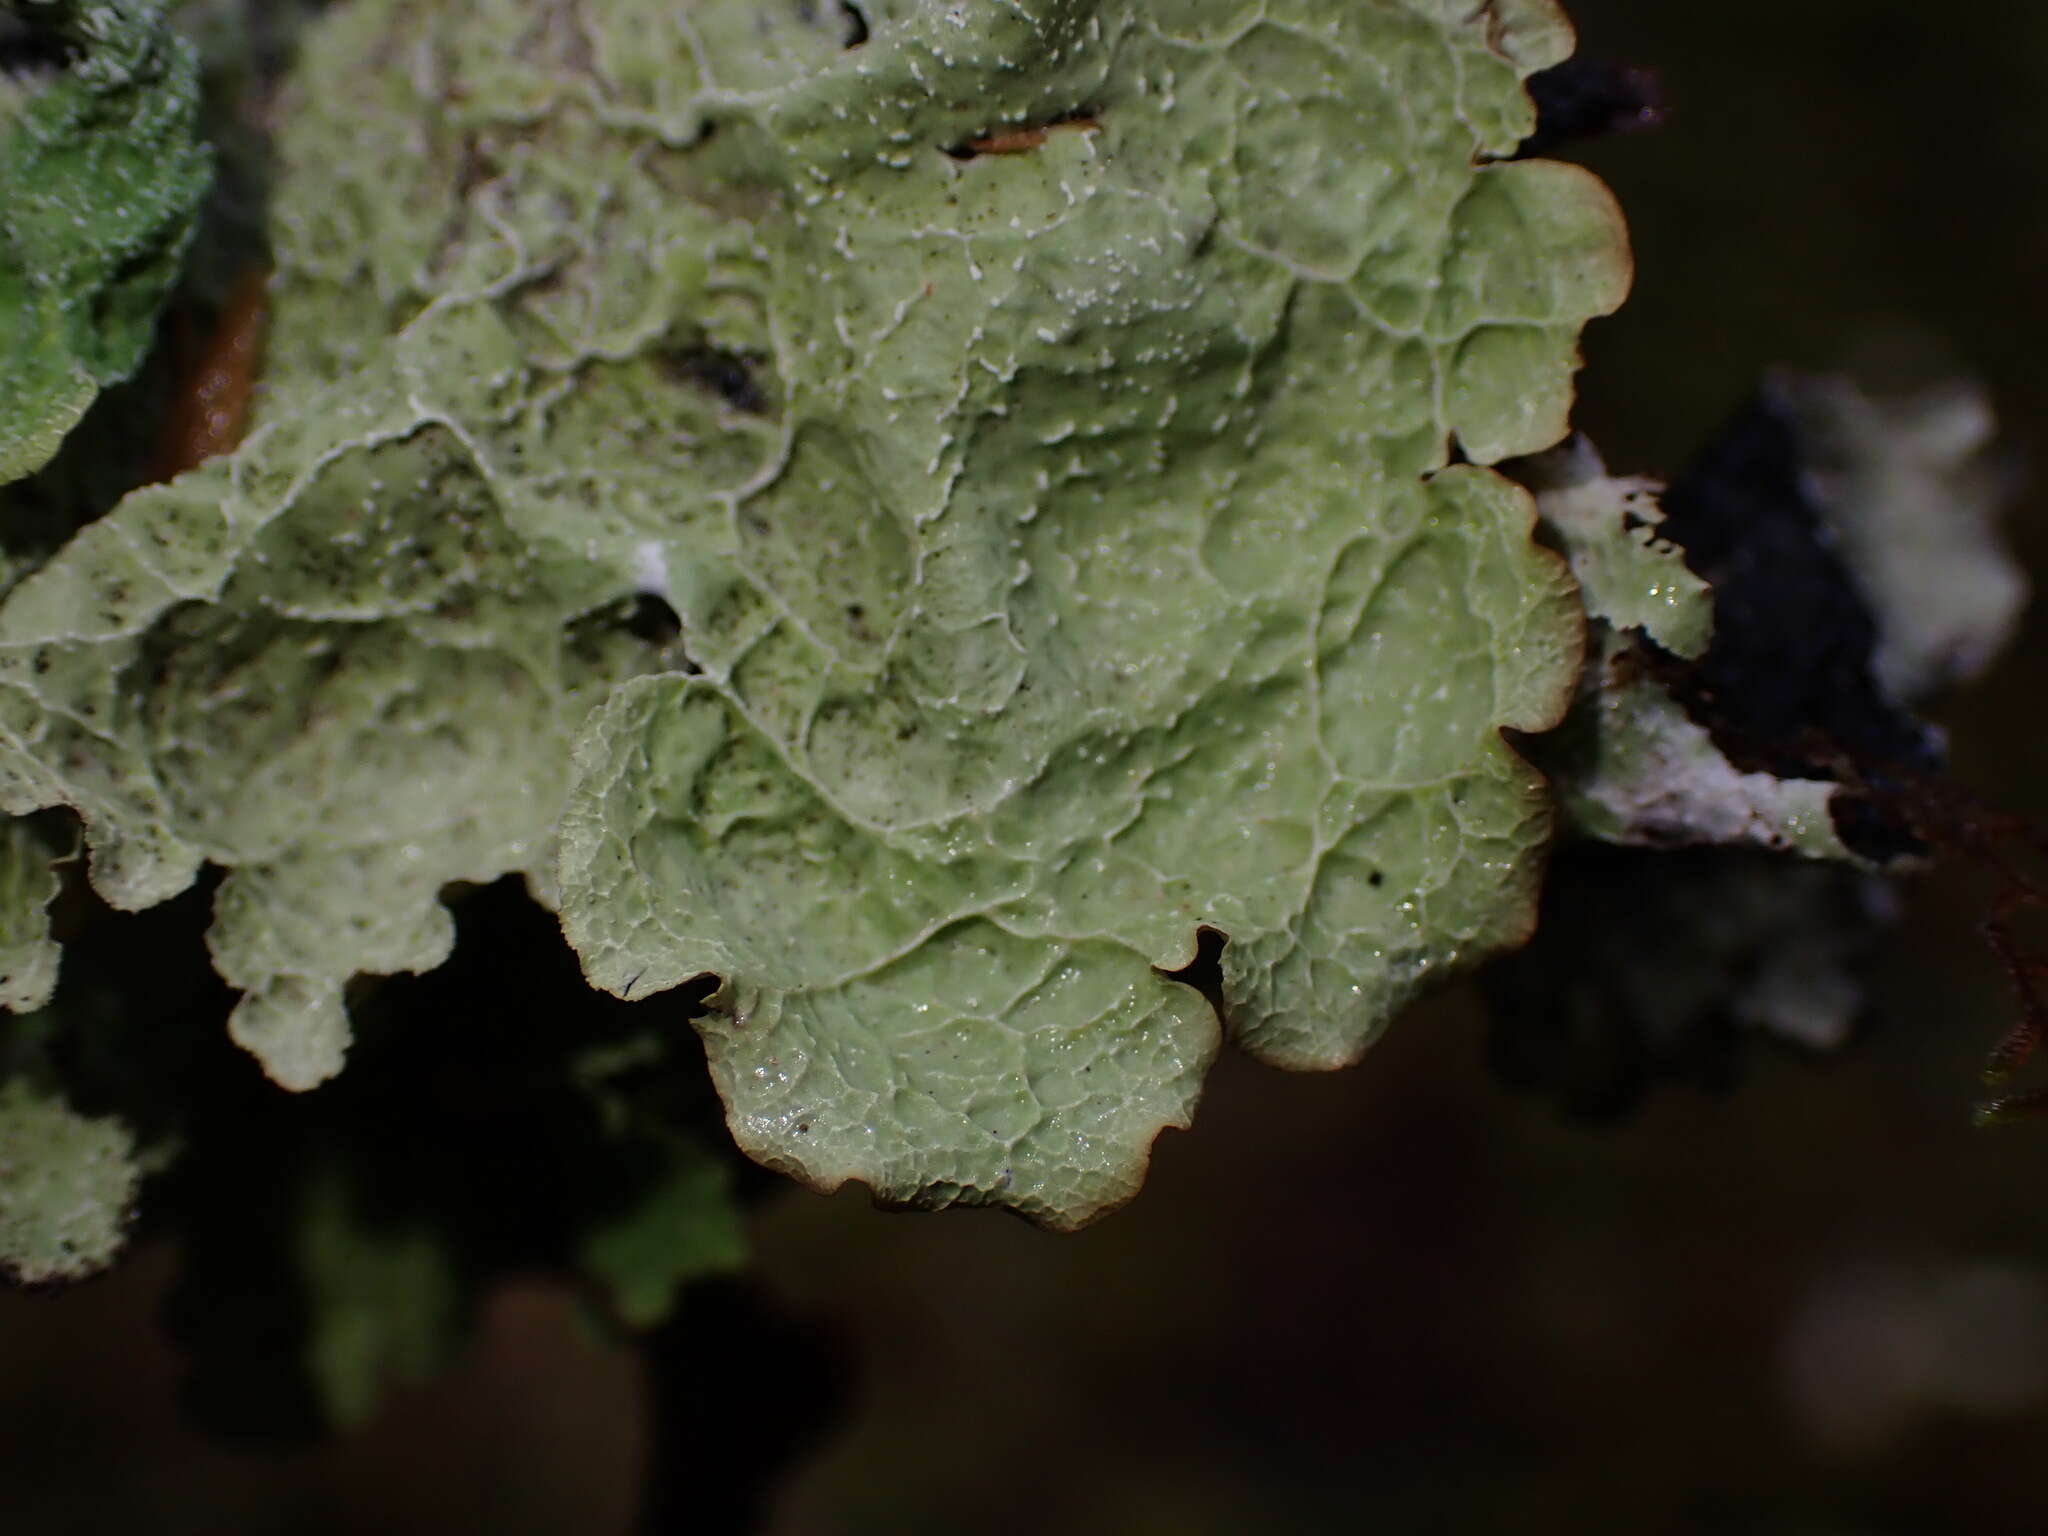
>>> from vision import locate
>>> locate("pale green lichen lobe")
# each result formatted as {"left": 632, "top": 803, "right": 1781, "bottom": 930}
{"left": 548, "top": 0, "right": 1623, "bottom": 1223}
{"left": 0, "top": 0, "right": 1629, "bottom": 1228}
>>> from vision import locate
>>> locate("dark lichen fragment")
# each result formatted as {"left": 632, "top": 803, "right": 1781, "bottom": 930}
{"left": 1655, "top": 386, "right": 1943, "bottom": 861}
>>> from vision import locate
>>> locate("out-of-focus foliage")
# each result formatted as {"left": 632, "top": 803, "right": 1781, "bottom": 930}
{"left": 0, "top": 815, "right": 61, "bottom": 1014}
{"left": 155, "top": 880, "right": 748, "bottom": 1433}
{"left": 0, "top": 0, "right": 210, "bottom": 481}
{"left": 1784, "top": 367, "right": 2026, "bottom": 702}
{"left": 0, "top": 1071, "right": 139, "bottom": 1283}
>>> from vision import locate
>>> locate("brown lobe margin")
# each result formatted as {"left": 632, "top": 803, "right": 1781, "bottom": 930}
{"left": 695, "top": 927, "right": 1227, "bottom": 1232}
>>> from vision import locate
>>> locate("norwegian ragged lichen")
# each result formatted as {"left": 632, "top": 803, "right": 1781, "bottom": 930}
{"left": 0, "top": 0, "right": 1630, "bottom": 1228}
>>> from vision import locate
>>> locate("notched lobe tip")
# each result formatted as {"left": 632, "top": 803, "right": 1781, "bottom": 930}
{"left": 1157, "top": 924, "right": 1228, "bottom": 1019}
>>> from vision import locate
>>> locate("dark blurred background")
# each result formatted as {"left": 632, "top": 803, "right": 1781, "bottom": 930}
{"left": 8, "top": 3, "right": 2048, "bottom": 1532}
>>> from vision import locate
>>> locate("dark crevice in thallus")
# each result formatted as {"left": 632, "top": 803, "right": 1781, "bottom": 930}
{"left": 659, "top": 343, "right": 771, "bottom": 415}
{"left": 838, "top": 1, "right": 870, "bottom": 49}
{"left": 667, "top": 973, "right": 724, "bottom": 1014}
{"left": 622, "top": 590, "right": 685, "bottom": 649}
{"left": 565, "top": 590, "right": 700, "bottom": 676}
{"left": 1512, "top": 56, "right": 1664, "bottom": 160}
{"left": 941, "top": 108, "right": 1099, "bottom": 161}
{"left": 616, "top": 966, "right": 720, "bottom": 1005}
{"left": 0, "top": 9, "right": 77, "bottom": 74}
{"left": 1158, "top": 925, "right": 1229, "bottom": 1021}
